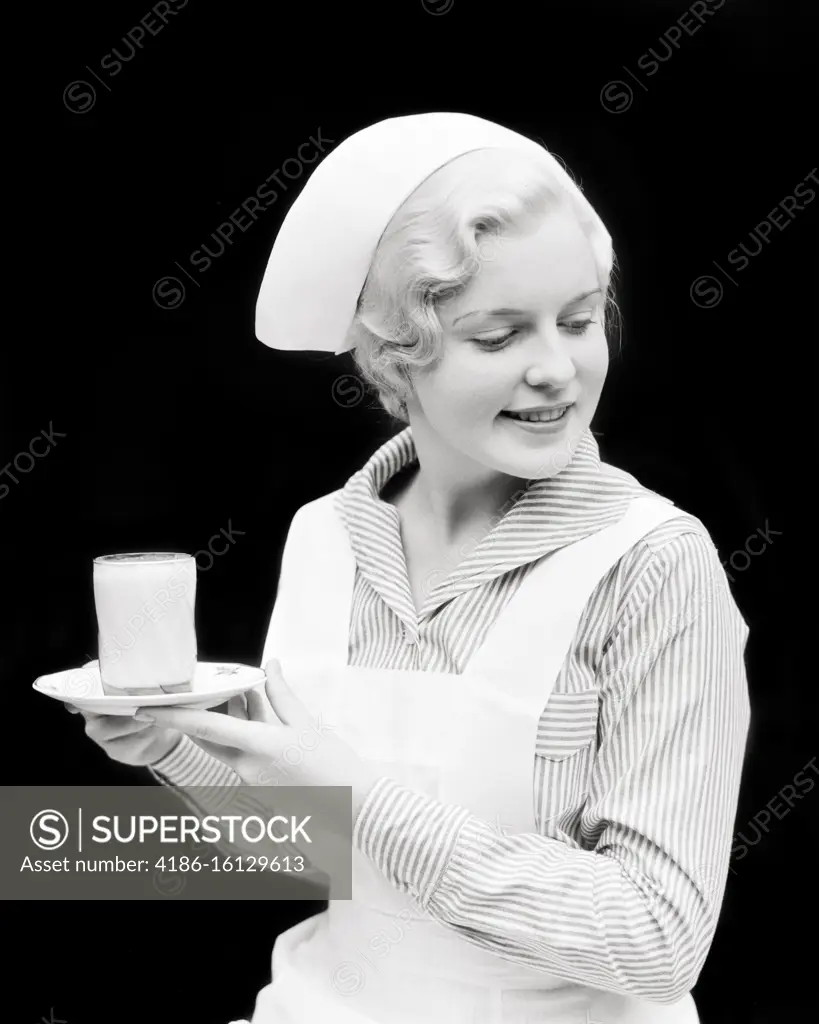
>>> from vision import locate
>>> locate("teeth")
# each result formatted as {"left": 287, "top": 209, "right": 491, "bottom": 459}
{"left": 508, "top": 407, "right": 567, "bottom": 422}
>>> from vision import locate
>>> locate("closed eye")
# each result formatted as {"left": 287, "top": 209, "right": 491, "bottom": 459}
{"left": 469, "top": 329, "right": 519, "bottom": 350}
{"left": 563, "top": 319, "right": 596, "bottom": 335}
{"left": 469, "top": 320, "right": 597, "bottom": 351}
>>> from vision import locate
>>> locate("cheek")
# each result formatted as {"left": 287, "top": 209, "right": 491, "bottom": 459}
{"left": 417, "top": 352, "right": 509, "bottom": 418}
{"left": 577, "top": 334, "right": 609, "bottom": 385}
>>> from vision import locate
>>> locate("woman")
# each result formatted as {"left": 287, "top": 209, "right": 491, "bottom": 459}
{"left": 75, "top": 113, "right": 751, "bottom": 1023}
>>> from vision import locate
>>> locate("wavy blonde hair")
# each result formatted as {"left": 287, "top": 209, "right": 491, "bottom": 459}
{"left": 345, "top": 147, "right": 620, "bottom": 423}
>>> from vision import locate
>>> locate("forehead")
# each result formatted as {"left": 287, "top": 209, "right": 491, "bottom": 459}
{"left": 443, "top": 208, "right": 599, "bottom": 319}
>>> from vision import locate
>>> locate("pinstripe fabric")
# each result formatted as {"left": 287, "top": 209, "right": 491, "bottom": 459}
{"left": 151, "top": 733, "right": 241, "bottom": 789}
{"left": 152, "top": 425, "right": 750, "bottom": 1002}
{"left": 342, "top": 426, "right": 751, "bottom": 1003}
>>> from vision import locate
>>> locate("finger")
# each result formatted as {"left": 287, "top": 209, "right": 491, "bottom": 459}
{"left": 246, "top": 683, "right": 282, "bottom": 726}
{"left": 144, "top": 705, "right": 278, "bottom": 754}
{"left": 263, "top": 659, "right": 310, "bottom": 729}
{"left": 65, "top": 704, "right": 81, "bottom": 715}
{"left": 226, "top": 694, "right": 249, "bottom": 721}
{"left": 86, "top": 716, "right": 155, "bottom": 740}
{"left": 84, "top": 714, "right": 139, "bottom": 734}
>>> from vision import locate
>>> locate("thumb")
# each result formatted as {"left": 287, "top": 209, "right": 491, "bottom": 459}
{"left": 245, "top": 683, "right": 281, "bottom": 726}
{"left": 263, "top": 659, "right": 310, "bottom": 729}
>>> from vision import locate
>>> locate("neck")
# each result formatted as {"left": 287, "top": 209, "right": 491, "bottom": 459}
{"left": 400, "top": 413, "right": 527, "bottom": 546}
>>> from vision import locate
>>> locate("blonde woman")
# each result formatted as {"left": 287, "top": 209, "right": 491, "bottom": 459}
{"left": 74, "top": 113, "right": 750, "bottom": 1023}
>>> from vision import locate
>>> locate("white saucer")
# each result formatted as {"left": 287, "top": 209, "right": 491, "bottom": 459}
{"left": 33, "top": 660, "right": 266, "bottom": 716}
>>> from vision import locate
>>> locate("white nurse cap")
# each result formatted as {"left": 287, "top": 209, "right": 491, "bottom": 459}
{"left": 255, "top": 111, "right": 609, "bottom": 355}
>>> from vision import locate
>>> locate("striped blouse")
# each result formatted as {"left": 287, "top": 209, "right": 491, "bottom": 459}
{"left": 152, "top": 426, "right": 751, "bottom": 1005}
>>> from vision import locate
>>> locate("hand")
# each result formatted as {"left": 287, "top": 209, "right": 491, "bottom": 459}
{"left": 67, "top": 704, "right": 183, "bottom": 767}
{"left": 142, "top": 659, "right": 383, "bottom": 822}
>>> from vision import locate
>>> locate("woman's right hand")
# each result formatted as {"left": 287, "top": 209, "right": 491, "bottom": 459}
{"left": 66, "top": 705, "right": 184, "bottom": 767}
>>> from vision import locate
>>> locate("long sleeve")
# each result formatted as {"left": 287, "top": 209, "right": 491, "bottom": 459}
{"left": 148, "top": 735, "right": 329, "bottom": 885}
{"left": 353, "top": 530, "right": 751, "bottom": 1004}
{"left": 150, "top": 733, "right": 242, "bottom": 806}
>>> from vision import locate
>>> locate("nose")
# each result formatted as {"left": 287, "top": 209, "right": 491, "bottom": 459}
{"left": 523, "top": 331, "right": 576, "bottom": 389}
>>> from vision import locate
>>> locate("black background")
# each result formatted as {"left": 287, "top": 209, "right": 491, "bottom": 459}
{"left": 6, "top": 0, "right": 818, "bottom": 1021}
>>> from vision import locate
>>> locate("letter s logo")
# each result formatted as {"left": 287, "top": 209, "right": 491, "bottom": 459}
{"left": 30, "top": 809, "right": 69, "bottom": 850}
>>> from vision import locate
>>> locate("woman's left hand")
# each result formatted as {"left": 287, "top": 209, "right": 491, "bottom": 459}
{"left": 141, "top": 659, "right": 382, "bottom": 821}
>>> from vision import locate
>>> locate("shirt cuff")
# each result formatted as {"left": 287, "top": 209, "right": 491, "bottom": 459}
{"left": 149, "top": 734, "right": 242, "bottom": 802}
{"left": 148, "top": 737, "right": 243, "bottom": 815}
{"left": 352, "top": 777, "right": 472, "bottom": 905}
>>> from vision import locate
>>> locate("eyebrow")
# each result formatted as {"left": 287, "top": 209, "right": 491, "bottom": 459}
{"left": 452, "top": 289, "right": 603, "bottom": 325}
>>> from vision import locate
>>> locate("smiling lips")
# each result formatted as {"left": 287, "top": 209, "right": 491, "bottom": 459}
{"left": 502, "top": 404, "right": 572, "bottom": 423}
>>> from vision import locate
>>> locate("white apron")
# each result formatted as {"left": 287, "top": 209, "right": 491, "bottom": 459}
{"left": 241, "top": 493, "right": 700, "bottom": 1024}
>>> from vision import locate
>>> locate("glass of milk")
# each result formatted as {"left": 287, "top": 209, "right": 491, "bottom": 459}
{"left": 93, "top": 552, "right": 197, "bottom": 696}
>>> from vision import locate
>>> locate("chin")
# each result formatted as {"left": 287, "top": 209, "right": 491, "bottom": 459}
{"left": 486, "top": 421, "right": 587, "bottom": 481}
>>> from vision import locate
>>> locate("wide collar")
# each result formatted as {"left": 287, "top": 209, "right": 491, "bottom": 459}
{"left": 334, "top": 426, "right": 651, "bottom": 626}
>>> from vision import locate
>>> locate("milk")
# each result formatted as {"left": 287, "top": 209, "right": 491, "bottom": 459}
{"left": 93, "top": 552, "right": 197, "bottom": 695}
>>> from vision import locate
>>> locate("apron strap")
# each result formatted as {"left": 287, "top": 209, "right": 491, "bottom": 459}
{"left": 263, "top": 494, "right": 686, "bottom": 682}
{"left": 468, "top": 496, "right": 684, "bottom": 686}
{"left": 261, "top": 492, "right": 354, "bottom": 669}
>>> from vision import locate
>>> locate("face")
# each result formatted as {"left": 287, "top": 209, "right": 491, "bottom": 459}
{"left": 405, "top": 205, "right": 609, "bottom": 481}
